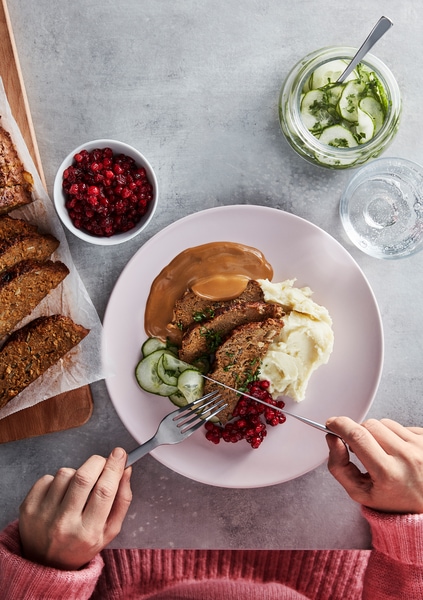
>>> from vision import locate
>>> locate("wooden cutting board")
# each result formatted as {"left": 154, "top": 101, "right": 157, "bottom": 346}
{"left": 0, "top": 0, "right": 93, "bottom": 443}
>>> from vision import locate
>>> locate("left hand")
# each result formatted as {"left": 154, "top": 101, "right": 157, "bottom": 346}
{"left": 19, "top": 447, "right": 132, "bottom": 570}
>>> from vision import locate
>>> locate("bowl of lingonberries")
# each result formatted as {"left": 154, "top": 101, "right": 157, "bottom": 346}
{"left": 53, "top": 139, "right": 158, "bottom": 245}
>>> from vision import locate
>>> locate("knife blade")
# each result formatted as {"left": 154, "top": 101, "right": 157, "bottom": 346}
{"left": 201, "top": 374, "right": 342, "bottom": 438}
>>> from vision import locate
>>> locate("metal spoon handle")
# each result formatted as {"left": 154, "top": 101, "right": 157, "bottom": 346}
{"left": 337, "top": 16, "right": 393, "bottom": 83}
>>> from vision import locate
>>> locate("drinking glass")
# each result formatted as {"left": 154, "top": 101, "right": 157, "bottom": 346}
{"left": 340, "top": 157, "right": 423, "bottom": 259}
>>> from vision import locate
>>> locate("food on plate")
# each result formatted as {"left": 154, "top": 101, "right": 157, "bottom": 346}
{"left": 258, "top": 279, "right": 334, "bottom": 401}
{"left": 144, "top": 242, "right": 273, "bottom": 344}
{"left": 173, "top": 279, "right": 265, "bottom": 332}
{"left": 137, "top": 243, "right": 334, "bottom": 448}
{"left": 202, "top": 318, "right": 284, "bottom": 424}
{"left": 61, "top": 147, "right": 154, "bottom": 237}
{"left": 135, "top": 341, "right": 203, "bottom": 401}
{"left": 300, "top": 59, "right": 388, "bottom": 148}
{"left": 179, "top": 301, "right": 284, "bottom": 364}
{"left": 0, "top": 230, "right": 59, "bottom": 273}
{"left": 135, "top": 336, "right": 286, "bottom": 448}
{"left": 0, "top": 315, "right": 89, "bottom": 408}
{"left": 0, "top": 125, "right": 34, "bottom": 215}
{"left": 0, "top": 259, "right": 69, "bottom": 338}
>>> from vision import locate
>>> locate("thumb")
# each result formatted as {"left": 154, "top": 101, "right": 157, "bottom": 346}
{"left": 326, "top": 434, "right": 371, "bottom": 502}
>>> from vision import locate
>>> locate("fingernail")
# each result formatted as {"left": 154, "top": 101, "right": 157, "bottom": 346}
{"left": 112, "top": 447, "right": 125, "bottom": 460}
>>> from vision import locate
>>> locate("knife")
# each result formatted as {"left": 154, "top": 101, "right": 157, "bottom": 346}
{"left": 202, "top": 374, "right": 342, "bottom": 438}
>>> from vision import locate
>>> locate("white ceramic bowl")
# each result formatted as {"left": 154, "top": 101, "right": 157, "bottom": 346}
{"left": 53, "top": 139, "right": 158, "bottom": 245}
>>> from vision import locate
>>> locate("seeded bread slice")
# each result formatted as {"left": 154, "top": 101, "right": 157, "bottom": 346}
{"left": 179, "top": 301, "right": 284, "bottom": 364}
{"left": 0, "top": 259, "right": 69, "bottom": 338}
{"left": 0, "top": 215, "right": 38, "bottom": 240}
{"left": 0, "top": 126, "right": 34, "bottom": 215}
{"left": 0, "top": 315, "right": 89, "bottom": 408}
{"left": 203, "top": 318, "right": 284, "bottom": 424}
{"left": 0, "top": 232, "right": 59, "bottom": 273}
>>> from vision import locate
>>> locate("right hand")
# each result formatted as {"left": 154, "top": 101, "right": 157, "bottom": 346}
{"left": 326, "top": 416, "right": 423, "bottom": 514}
{"left": 19, "top": 447, "right": 132, "bottom": 570}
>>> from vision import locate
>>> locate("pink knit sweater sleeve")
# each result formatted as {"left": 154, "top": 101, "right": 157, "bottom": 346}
{"left": 362, "top": 506, "right": 423, "bottom": 599}
{"left": 0, "top": 520, "right": 104, "bottom": 600}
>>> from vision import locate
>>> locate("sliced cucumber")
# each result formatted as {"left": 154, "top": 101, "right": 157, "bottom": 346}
{"left": 135, "top": 349, "right": 178, "bottom": 396}
{"left": 298, "top": 57, "right": 389, "bottom": 160}
{"left": 136, "top": 338, "right": 215, "bottom": 420}
{"left": 324, "top": 83, "right": 343, "bottom": 107}
{"left": 359, "top": 96, "right": 384, "bottom": 134}
{"left": 308, "top": 59, "right": 355, "bottom": 89}
{"left": 177, "top": 369, "right": 204, "bottom": 403}
{"left": 169, "top": 386, "right": 220, "bottom": 423}
{"left": 157, "top": 354, "right": 178, "bottom": 386}
{"left": 157, "top": 352, "right": 192, "bottom": 386}
{"left": 338, "top": 80, "right": 365, "bottom": 122}
{"left": 300, "top": 90, "right": 332, "bottom": 131}
{"left": 141, "top": 337, "right": 167, "bottom": 357}
{"left": 356, "top": 107, "right": 375, "bottom": 143}
{"left": 318, "top": 124, "right": 358, "bottom": 148}
{"left": 169, "top": 390, "right": 188, "bottom": 407}
{"left": 163, "top": 352, "right": 192, "bottom": 373}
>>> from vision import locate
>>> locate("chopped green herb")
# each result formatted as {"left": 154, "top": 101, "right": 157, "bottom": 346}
{"left": 193, "top": 308, "right": 215, "bottom": 322}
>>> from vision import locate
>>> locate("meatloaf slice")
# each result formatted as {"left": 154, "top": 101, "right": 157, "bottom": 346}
{"left": 172, "top": 279, "right": 265, "bottom": 331}
{"left": 203, "top": 318, "right": 284, "bottom": 424}
{"left": 0, "top": 259, "right": 69, "bottom": 338}
{"left": 178, "top": 301, "right": 284, "bottom": 364}
{"left": 0, "top": 232, "right": 59, "bottom": 273}
{"left": 0, "top": 314, "right": 89, "bottom": 408}
{"left": 0, "top": 215, "right": 38, "bottom": 240}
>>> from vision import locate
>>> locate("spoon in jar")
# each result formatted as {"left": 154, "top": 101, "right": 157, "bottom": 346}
{"left": 337, "top": 16, "right": 393, "bottom": 83}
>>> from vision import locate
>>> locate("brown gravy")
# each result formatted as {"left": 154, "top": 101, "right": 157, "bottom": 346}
{"left": 144, "top": 242, "right": 273, "bottom": 343}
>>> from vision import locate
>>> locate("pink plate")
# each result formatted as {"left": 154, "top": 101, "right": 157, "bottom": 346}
{"left": 103, "top": 206, "right": 383, "bottom": 488}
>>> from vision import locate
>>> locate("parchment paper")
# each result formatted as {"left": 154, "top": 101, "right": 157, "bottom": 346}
{"left": 0, "top": 77, "right": 105, "bottom": 420}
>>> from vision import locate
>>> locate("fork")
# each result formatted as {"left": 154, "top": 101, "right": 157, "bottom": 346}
{"left": 125, "top": 392, "right": 227, "bottom": 467}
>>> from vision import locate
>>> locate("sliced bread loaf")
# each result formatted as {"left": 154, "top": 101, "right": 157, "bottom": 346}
{"left": 0, "top": 126, "right": 33, "bottom": 215}
{"left": 0, "top": 215, "right": 38, "bottom": 240}
{"left": 0, "top": 314, "right": 89, "bottom": 408}
{"left": 0, "top": 259, "right": 69, "bottom": 338}
{"left": 0, "top": 232, "right": 59, "bottom": 273}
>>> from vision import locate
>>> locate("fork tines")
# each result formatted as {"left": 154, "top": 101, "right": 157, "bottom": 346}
{"left": 175, "top": 392, "right": 226, "bottom": 432}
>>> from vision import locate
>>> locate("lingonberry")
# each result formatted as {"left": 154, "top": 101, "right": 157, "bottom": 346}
{"left": 204, "top": 380, "right": 286, "bottom": 449}
{"left": 62, "top": 147, "right": 154, "bottom": 237}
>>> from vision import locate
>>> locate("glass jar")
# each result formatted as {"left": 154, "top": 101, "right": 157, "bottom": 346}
{"left": 278, "top": 46, "right": 401, "bottom": 169}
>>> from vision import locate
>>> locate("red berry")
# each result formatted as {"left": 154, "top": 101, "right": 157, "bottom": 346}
{"left": 61, "top": 147, "right": 154, "bottom": 237}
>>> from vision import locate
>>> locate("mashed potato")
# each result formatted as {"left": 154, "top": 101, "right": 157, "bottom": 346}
{"left": 257, "top": 279, "right": 334, "bottom": 402}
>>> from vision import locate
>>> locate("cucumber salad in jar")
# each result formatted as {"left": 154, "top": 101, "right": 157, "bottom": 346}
{"left": 301, "top": 59, "right": 387, "bottom": 148}
{"left": 279, "top": 47, "right": 401, "bottom": 169}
